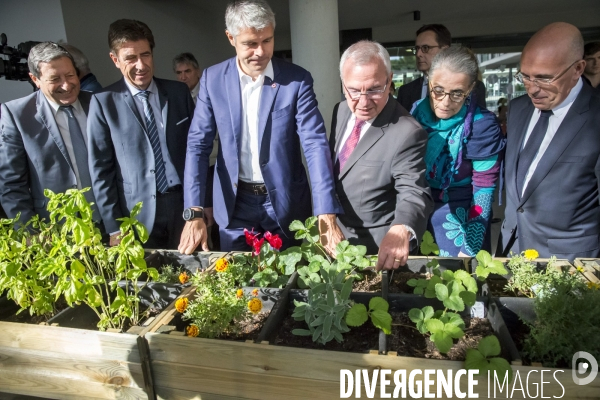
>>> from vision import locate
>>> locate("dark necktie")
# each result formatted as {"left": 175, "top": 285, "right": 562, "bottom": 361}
{"left": 516, "top": 109, "right": 553, "bottom": 196}
{"left": 136, "top": 91, "right": 169, "bottom": 193}
{"left": 59, "top": 105, "right": 95, "bottom": 205}
{"left": 338, "top": 118, "right": 366, "bottom": 172}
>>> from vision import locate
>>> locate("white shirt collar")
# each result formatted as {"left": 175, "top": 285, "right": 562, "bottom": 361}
{"left": 191, "top": 80, "right": 200, "bottom": 98}
{"left": 44, "top": 93, "right": 83, "bottom": 114}
{"left": 236, "top": 58, "right": 274, "bottom": 83}
{"left": 549, "top": 77, "right": 583, "bottom": 114}
{"left": 125, "top": 78, "right": 158, "bottom": 97}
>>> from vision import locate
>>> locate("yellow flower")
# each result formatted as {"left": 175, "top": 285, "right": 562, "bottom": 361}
{"left": 587, "top": 281, "right": 600, "bottom": 290}
{"left": 252, "top": 288, "right": 259, "bottom": 297}
{"left": 523, "top": 249, "right": 539, "bottom": 261}
{"left": 179, "top": 272, "right": 189, "bottom": 284}
{"left": 186, "top": 324, "right": 199, "bottom": 337}
{"left": 215, "top": 258, "right": 229, "bottom": 272}
{"left": 247, "top": 298, "right": 263, "bottom": 314}
{"left": 577, "top": 266, "right": 585, "bottom": 273}
{"left": 175, "top": 297, "right": 189, "bottom": 313}
{"left": 236, "top": 289, "right": 244, "bottom": 298}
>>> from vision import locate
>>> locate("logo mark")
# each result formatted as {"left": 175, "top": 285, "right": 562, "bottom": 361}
{"left": 572, "top": 351, "right": 598, "bottom": 385}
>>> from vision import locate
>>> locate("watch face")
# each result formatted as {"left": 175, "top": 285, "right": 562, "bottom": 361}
{"left": 183, "top": 208, "right": 191, "bottom": 220}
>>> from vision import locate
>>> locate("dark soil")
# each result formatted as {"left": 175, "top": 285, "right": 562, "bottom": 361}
{"left": 273, "top": 309, "right": 379, "bottom": 352}
{"left": 354, "top": 270, "right": 431, "bottom": 293}
{"left": 387, "top": 312, "right": 495, "bottom": 361}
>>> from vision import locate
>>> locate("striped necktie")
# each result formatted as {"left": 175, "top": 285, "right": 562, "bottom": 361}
{"left": 136, "top": 90, "right": 169, "bottom": 193}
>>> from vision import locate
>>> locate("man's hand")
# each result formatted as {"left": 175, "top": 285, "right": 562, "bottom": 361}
{"left": 178, "top": 218, "right": 209, "bottom": 254}
{"left": 109, "top": 232, "right": 122, "bottom": 247}
{"left": 204, "top": 207, "right": 215, "bottom": 227}
{"left": 376, "top": 224, "right": 410, "bottom": 271}
{"left": 318, "top": 213, "right": 345, "bottom": 257}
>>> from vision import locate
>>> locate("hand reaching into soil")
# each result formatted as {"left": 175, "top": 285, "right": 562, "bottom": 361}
{"left": 376, "top": 224, "right": 410, "bottom": 271}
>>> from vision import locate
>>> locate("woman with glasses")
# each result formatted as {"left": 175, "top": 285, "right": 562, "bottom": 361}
{"left": 411, "top": 46, "right": 505, "bottom": 256}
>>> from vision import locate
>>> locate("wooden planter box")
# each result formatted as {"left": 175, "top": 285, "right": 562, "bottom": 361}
{"left": 573, "top": 258, "right": 600, "bottom": 285}
{"left": 0, "top": 250, "right": 222, "bottom": 400}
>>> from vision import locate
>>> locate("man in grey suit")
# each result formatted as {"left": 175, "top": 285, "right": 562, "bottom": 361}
{"left": 500, "top": 22, "right": 600, "bottom": 262}
{"left": 331, "top": 40, "right": 433, "bottom": 270}
{"left": 87, "top": 19, "right": 194, "bottom": 249}
{"left": 0, "top": 42, "right": 98, "bottom": 225}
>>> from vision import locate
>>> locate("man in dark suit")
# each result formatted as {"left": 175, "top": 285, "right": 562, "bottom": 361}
{"left": 500, "top": 22, "right": 600, "bottom": 262}
{"left": 331, "top": 40, "right": 433, "bottom": 270}
{"left": 397, "top": 24, "right": 486, "bottom": 112}
{"left": 178, "top": 0, "right": 344, "bottom": 254}
{"left": 87, "top": 19, "right": 194, "bottom": 249}
{"left": 0, "top": 42, "right": 98, "bottom": 225}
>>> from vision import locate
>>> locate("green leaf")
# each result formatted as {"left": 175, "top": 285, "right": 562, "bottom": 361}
{"left": 407, "top": 278, "right": 419, "bottom": 287}
{"left": 476, "top": 250, "right": 492, "bottom": 267}
{"left": 370, "top": 309, "right": 392, "bottom": 334}
{"left": 444, "top": 323, "right": 464, "bottom": 339}
{"left": 435, "top": 283, "right": 449, "bottom": 301}
{"left": 340, "top": 277, "right": 353, "bottom": 300}
{"left": 459, "top": 291, "right": 477, "bottom": 307}
{"left": 478, "top": 335, "right": 501, "bottom": 357}
{"left": 488, "top": 358, "right": 513, "bottom": 385}
{"left": 408, "top": 308, "right": 424, "bottom": 324}
{"left": 322, "top": 315, "right": 333, "bottom": 340}
{"left": 465, "top": 348, "right": 488, "bottom": 370}
{"left": 425, "top": 318, "right": 444, "bottom": 333}
{"left": 369, "top": 297, "right": 389, "bottom": 313}
{"left": 289, "top": 220, "right": 305, "bottom": 232}
{"left": 71, "top": 260, "right": 85, "bottom": 279}
{"left": 442, "top": 269, "right": 455, "bottom": 282}
{"left": 431, "top": 331, "right": 453, "bottom": 353}
{"left": 345, "top": 303, "right": 368, "bottom": 327}
{"left": 444, "top": 294, "right": 465, "bottom": 312}
{"left": 420, "top": 231, "right": 440, "bottom": 256}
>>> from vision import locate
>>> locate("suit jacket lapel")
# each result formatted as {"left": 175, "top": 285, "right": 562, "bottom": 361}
{"left": 225, "top": 59, "right": 243, "bottom": 155}
{"left": 156, "top": 79, "right": 169, "bottom": 131}
{"left": 35, "top": 91, "right": 74, "bottom": 171}
{"left": 258, "top": 60, "right": 280, "bottom": 153}
{"left": 330, "top": 102, "right": 352, "bottom": 160}
{"left": 78, "top": 92, "right": 91, "bottom": 115}
{"left": 338, "top": 96, "right": 394, "bottom": 179}
{"left": 506, "top": 99, "right": 534, "bottom": 199}
{"left": 520, "top": 86, "right": 591, "bottom": 204}
{"left": 121, "top": 79, "right": 145, "bottom": 131}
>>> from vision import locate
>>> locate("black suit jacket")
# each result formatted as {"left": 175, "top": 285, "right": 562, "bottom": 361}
{"left": 330, "top": 95, "right": 433, "bottom": 254}
{"left": 396, "top": 76, "right": 487, "bottom": 112}
{"left": 501, "top": 83, "right": 600, "bottom": 261}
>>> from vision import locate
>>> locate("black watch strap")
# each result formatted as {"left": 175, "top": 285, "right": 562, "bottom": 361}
{"left": 183, "top": 207, "right": 204, "bottom": 221}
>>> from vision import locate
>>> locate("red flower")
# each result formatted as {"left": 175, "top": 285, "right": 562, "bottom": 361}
{"left": 264, "top": 231, "right": 282, "bottom": 250}
{"left": 244, "top": 228, "right": 259, "bottom": 246}
{"left": 253, "top": 238, "right": 265, "bottom": 256}
{"left": 469, "top": 205, "right": 483, "bottom": 220}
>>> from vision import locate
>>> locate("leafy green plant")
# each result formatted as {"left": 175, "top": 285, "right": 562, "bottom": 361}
{"left": 155, "top": 264, "right": 185, "bottom": 284}
{"left": 504, "top": 252, "right": 560, "bottom": 297}
{"left": 227, "top": 245, "right": 302, "bottom": 288}
{"left": 182, "top": 271, "right": 250, "bottom": 338}
{"left": 346, "top": 297, "right": 392, "bottom": 334}
{"left": 523, "top": 272, "right": 600, "bottom": 367}
{"left": 465, "top": 335, "right": 513, "bottom": 384}
{"left": 0, "top": 188, "right": 158, "bottom": 331}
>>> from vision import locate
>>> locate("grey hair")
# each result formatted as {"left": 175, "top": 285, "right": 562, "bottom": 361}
{"left": 429, "top": 45, "right": 479, "bottom": 85}
{"left": 173, "top": 52, "right": 199, "bottom": 71}
{"left": 60, "top": 43, "right": 91, "bottom": 75}
{"left": 27, "top": 42, "right": 77, "bottom": 78}
{"left": 339, "top": 40, "right": 392, "bottom": 77}
{"left": 225, "top": 0, "right": 276, "bottom": 37}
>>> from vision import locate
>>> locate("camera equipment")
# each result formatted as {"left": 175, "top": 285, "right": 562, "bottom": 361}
{"left": 0, "top": 33, "right": 40, "bottom": 88}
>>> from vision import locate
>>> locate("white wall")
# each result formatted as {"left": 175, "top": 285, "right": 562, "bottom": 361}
{"left": 0, "top": 0, "right": 67, "bottom": 104}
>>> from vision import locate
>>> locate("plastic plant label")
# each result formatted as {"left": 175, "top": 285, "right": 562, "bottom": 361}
{"left": 470, "top": 301, "right": 486, "bottom": 318}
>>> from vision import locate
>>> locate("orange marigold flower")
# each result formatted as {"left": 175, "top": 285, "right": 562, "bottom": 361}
{"left": 215, "top": 258, "right": 229, "bottom": 272}
{"left": 247, "top": 298, "right": 263, "bottom": 314}
{"left": 252, "top": 288, "right": 259, "bottom": 297}
{"left": 186, "top": 324, "right": 199, "bottom": 337}
{"left": 179, "top": 272, "right": 189, "bottom": 284}
{"left": 175, "top": 297, "right": 189, "bottom": 313}
{"left": 236, "top": 289, "right": 244, "bottom": 298}
{"left": 523, "top": 249, "right": 539, "bottom": 261}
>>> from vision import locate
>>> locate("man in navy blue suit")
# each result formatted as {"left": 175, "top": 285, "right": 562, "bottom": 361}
{"left": 87, "top": 19, "right": 194, "bottom": 249}
{"left": 178, "top": 0, "right": 343, "bottom": 253}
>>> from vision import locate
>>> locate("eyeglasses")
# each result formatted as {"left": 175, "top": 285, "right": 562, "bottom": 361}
{"left": 411, "top": 45, "right": 441, "bottom": 55}
{"left": 515, "top": 60, "right": 580, "bottom": 88}
{"left": 342, "top": 80, "right": 388, "bottom": 100}
{"left": 429, "top": 83, "right": 471, "bottom": 103}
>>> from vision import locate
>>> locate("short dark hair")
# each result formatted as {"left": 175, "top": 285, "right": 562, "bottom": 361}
{"left": 584, "top": 41, "right": 600, "bottom": 57}
{"left": 108, "top": 19, "right": 155, "bottom": 54}
{"left": 416, "top": 24, "right": 452, "bottom": 47}
{"left": 173, "top": 52, "right": 199, "bottom": 71}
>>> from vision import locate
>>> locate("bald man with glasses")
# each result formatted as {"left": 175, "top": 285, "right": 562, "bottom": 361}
{"left": 498, "top": 22, "right": 600, "bottom": 262}
{"left": 397, "top": 24, "right": 486, "bottom": 112}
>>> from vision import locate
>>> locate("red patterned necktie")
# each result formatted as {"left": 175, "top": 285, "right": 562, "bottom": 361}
{"left": 338, "top": 118, "right": 366, "bottom": 171}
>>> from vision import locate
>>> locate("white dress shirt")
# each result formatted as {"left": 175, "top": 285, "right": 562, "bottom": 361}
{"left": 420, "top": 74, "right": 429, "bottom": 99}
{"left": 45, "top": 96, "right": 87, "bottom": 188}
{"left": 237, "top": 58, "right": 274, "bottom": 183}
{"left": 190, "top": 80, "right": 200, "bottom": 105}
{"left": 125, "top": 79, "right": 181, "bottom": 187}
{"left": 520, "top": 78, "right": 583, "bottom": 195}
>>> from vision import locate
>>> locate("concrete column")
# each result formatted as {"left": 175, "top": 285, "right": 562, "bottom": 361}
{"left": 289, "top": 0, "right": 340, "bottom": 137}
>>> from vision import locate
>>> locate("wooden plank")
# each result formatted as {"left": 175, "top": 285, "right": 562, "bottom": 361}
{"left": 0, "top": 346, "right": 144, "bottom": 388}
{"left": 156, "top": 387, "right": 258, "bottom": 400}
{"left": 145, "top": 286, "right": 197, "bottom": 335}
{"left": 0, "top": 322, "right": 141, "bottom": 363}
{"left": 0, "top": 370, "right": 149, "bottom": 400}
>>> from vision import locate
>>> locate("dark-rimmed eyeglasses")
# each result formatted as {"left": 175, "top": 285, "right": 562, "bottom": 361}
{"left": 515, "top": 60, "right": 581, "bottom": 88}
{"left": 343, "top": 79, "right": 388, "bottom": 100}
{"left": 429, "top": 83, "right": 471, "bottom": 103}
{"left": 411, "top": 45, "right": 441, "bottom": 55}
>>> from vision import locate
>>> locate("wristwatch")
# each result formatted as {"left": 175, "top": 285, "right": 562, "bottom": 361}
{"left": 183, "top": 207, "right": 204, "bottom": 221}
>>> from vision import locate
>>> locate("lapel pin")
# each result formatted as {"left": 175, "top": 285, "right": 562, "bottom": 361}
{"left": 271, "top": 83, "right": 277, "bottom": 88}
